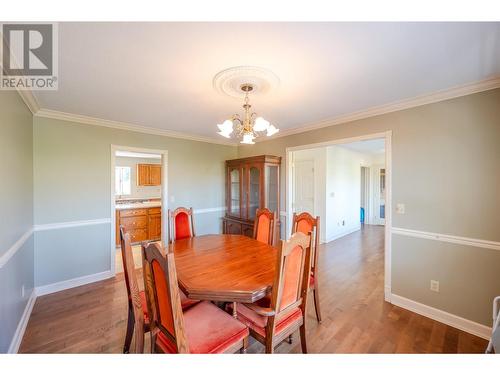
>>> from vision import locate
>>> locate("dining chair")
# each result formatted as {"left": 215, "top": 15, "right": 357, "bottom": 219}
{"left": 169, "top": 207, "right": 195, "bottom": 242}
{"left": 253, "top": 208, "right": 277, "bottom": 246}
{"left": 234, "top": 231, "right": 312, "bottom": 353}
{"left": 143, "top": 242, "right": 250, "bottom": 353}
{"left": 292, "top": 212, "right": 322, "bottom": 322}
{"left": 120, "top": 226, "right": 150, "bottom": 353}
{"left": 140, "top": 241, "right": 200, "bottom": 349}
{"left": 120, "top": 226, "right": 200, "bottom": 354}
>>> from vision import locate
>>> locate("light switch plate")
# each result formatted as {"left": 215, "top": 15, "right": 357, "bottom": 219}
{"left": 430, "top": 280, "right": 440, "bottom": 292}
{"left": 396, "top": 203, "right": 405, "bottom": 214}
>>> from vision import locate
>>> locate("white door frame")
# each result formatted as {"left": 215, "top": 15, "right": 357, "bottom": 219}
{"left": 110, "top": 145, "right": 169, "bottom": 276}
{"left": 360, "top": 165, "right": 371, "bottom": 225}
{"left": 285, "top": 130, "right": 392, "bottom": 302}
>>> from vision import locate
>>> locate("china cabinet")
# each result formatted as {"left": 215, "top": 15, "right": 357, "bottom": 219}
{"left": 222, "top": 155, "right": 281, "bottom": 240}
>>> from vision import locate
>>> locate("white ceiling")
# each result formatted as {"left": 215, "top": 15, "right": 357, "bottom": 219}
{"left": 34, "top": 22, "right": 500, "bottom": 142}
{"left": 338, "top": 138, "right": 385, "bottom": 155}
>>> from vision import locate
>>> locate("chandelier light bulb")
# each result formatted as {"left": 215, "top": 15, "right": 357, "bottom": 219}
{"left": 253, "top": 117, "right": 270, "bottom": 132}
{"left": 217, "top": 131, "right": 232, "bottom": 138}
{"left": 217, "top": 119, "right": 233, "bottom": 134}
{"left": 266, "top": 124, "right": 279, "bottom": 137}
{"left": 240, "top": 133, "right": 255, "bottom": 145}
{"left": 215, "top": 84, "right": 279, "bottom": 143}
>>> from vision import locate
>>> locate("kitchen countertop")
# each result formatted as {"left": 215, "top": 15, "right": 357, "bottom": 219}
{"left": 115, "top": 201, "right": 161, "bottom": 210}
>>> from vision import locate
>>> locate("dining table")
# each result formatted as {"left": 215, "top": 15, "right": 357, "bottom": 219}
{"left": 168, "top": 234, "right": 278, "bottom": 316}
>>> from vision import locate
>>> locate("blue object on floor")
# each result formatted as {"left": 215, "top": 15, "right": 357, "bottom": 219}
{"left": 360, "top": 207, "right": 365, "bottom": 223}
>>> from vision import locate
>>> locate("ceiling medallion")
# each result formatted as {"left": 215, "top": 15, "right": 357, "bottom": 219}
{"left": 213, "top": 66, "right": 280, "bottom": 144}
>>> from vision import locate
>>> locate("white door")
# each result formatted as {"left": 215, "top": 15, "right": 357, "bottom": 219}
{"left": 293, "top": 160, "right": 315, "bottom": 215}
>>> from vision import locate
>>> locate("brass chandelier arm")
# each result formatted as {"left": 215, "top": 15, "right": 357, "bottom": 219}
{"left": 231, "top": 115, "right": 243, "bottom": 125}
{"left": 216, "top": 82, "right": 278, "bottom": 143}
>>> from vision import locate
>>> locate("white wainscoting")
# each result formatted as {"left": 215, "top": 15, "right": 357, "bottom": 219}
{"left": 7, "top": 290, "right": 36, "bottom": 353}
{"left": 35, "top": 270, "right": 114, "bottom": 297}
{"left": 391, "top": 294, "right": 491, "bottom": 340}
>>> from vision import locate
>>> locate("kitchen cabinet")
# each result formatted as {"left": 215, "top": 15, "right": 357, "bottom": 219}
{"left": 137, "top": 164, "right": 161, "bottom": 186}
{"left": 116, "top": 206, "right": 162, "bottom": 245}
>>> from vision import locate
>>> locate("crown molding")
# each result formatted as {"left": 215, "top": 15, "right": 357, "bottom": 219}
{"left": 259, "top": 76, "right": 500, "bottom": 141}
{"left": 16, "top": 75, "right": 500, "bottom": 147}
{"left": 17, "top": 90, "right": 40, "bottom": 114}
{"left": 34, "top": 109, "right": 238, "bottom": 147}
{"left": 0, "top": 30, "right": 41, "bottom": 114}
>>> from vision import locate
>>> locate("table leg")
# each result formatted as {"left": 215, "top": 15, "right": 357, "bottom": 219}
{"left": 232, "top": 302, "right": 237, "bottom": 318}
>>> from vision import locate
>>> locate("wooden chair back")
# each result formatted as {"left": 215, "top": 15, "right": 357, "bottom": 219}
{"left": 169, "top": 207, "right": 195, "bottom": 242}
{"left": 143, "top": 242, "right": 189, "bottom": 353}
{"left": 253, "top": 208, "right": 277, "bottom": 246}
{"left": 292, "top": 212, "right": 320, "bottom": 272}
{"left": 119, "top": 226, "right": 145, "bottom": 352}
{"left": 269, "top": 231, "right": 311, "bottom": 318}
{"left": 141, "top": 241, "right": 158, "bottom": 349}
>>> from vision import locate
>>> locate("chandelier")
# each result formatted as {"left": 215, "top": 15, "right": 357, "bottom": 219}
{"left": 216, "top": 84, "right": 279, "bottom": 144}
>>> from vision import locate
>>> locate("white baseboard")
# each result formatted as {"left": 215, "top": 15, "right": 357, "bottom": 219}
{"left": 35, "top": 270, "right": 114, "bottom": 297}
{"left": 391, "top": 293, "right": 491, "bottom": 340}
{"left": 8, "top": 290, "right": 37, "bottom": 353}
{"left": 384, "top": 286, "right": 392, "bottom": 302}
{"left": 324, "top": 225, "right": 361, "bottom": 244}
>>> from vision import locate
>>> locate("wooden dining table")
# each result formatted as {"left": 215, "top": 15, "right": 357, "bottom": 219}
{"left": 168, "top": 234, "right": 278, "bottom": 307}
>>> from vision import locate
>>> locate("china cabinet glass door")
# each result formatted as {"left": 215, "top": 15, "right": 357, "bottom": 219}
{"left": 248, "top": 166, "right": 261, "bottom": 220}
{"left": 265, "top": 165, "right": 279, "bottom": 213}
{"left": 229, "top": 168, "right": 241, "bottom": 217}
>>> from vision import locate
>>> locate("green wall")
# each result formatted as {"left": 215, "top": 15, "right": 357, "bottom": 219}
{"left": 33, "top": 117, "right": 237, "bottom": 286}
{"left": 0, "top": 90, "right": 34, "bottom": 353}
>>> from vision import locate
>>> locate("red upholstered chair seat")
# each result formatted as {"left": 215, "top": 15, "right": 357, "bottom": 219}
{"left": 156, "top": 301, "right": 249, "bottom": 353}
{"left": 179, "top": 290, "right": 200, "bottom": 310}
{"left": 138, "top": 290, "right": 199, "bottom": 325}
{"left": 235, "top": 302, "right": 303, "bottom": 338}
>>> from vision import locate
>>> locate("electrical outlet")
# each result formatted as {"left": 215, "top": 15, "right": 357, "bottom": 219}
{"left": 170, "top": 195, "right": 175, "bottom": 203}
{"left": 396, "top": 203, "right": 405, "bottom": 214}
{"left": 21, "top": 284, "right": 25, "bottom": 298}
{"left": 430, "top": 280, "right": 439, "bottom": 292}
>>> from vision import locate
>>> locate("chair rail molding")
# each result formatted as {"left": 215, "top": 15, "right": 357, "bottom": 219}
{"left": 193, "top": 206, "right": 226, "bottom": 214}
{"left": 0, "top": 228, "right": 34, "bottom": 268}
{"left": 391, "top": 227, "right": 500, "bottom": 251}
{"left": 34, "top": 218, "right": 112, "bottom": 232}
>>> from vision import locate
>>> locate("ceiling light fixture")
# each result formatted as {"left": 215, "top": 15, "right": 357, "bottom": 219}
{"left": 216, "top": 83, "right": 279, "bottom": 144}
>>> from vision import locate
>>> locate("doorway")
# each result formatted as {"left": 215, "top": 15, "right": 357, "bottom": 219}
{"left": 286, "top": 131, "right": 392, "bottom": 301}
{"left": 110, "top": 145, "right": 168, "bottom": 276}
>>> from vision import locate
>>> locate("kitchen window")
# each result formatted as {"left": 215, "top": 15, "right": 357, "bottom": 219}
{"left": 115, "top": 166, "right": 131, "bottom": 196}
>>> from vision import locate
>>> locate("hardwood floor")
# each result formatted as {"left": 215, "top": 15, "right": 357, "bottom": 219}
{"left": 19, "top": 225, "right": 487, "bottom": 353}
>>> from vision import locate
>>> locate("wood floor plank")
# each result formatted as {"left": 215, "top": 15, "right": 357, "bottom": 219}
{"left": 19, "top": 225, "right": 488, "bottom": 354}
